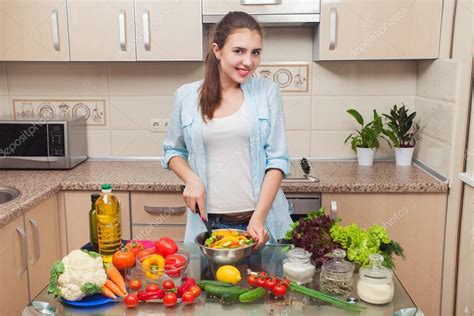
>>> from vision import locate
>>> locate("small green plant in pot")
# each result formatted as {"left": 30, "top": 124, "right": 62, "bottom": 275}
{"left": 344, "top": 109, "right": 388, "bottom": 166}
{"left": 383, "top": 104, "right": 422, "bottom": 166}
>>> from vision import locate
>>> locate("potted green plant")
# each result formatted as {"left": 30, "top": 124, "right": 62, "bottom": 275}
{"left": 382, "top": 104, "right": 422, "bottom": 166}
{"left": 344, "top": 109, "right": 387, "bottom": 166}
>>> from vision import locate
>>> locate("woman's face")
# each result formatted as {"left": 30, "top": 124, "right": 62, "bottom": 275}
{"left": 212, "top": 28, "right": 262, "bottom": 87}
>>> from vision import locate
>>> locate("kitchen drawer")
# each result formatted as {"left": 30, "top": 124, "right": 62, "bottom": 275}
{"left": 131, "top": 192, "right": 187, "bottom": 225}
{"left": 132, "top": 225, "right": 186, "bottom": 242}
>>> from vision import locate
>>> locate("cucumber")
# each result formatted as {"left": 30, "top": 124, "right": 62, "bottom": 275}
{"left": 205, "top": 285, "right": 249, "bottom": 298}
{"left": 221, "top": 290, "right": 250, "bottom": 304}
{"left": 239, "top": 287, "right": 266, "bottom": 303}
{"left": 197, "top": 280, "right": 233, "bottom": 290}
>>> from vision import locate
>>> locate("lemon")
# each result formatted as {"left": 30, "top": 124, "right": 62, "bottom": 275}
{"left": 216, "top": 265, "right": 241, "bottom": 285}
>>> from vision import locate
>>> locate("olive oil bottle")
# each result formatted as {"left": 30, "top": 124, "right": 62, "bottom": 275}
{"left": 96, "top": 184, "right": 121, "bottom": 263}
{"left": 88, "top": 193, "right": 100, "bottom": 252}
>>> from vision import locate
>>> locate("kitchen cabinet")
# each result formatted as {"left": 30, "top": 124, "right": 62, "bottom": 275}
{"left": 131, "top": 192, "right": 187, "bottom": 241}
{"left": 62, "top": 191, "right": 131, "bottom": 252}
{"left": 322, "top": 192, "right": 447, "bottom": 316}
{"left": 135, "top": 0, "right": 203, "bottom": 61}
{"left": 25, "top": 195, "right": 60, "bottom": 299}
{"left": 67, "top": 0, "right": 136, "bottom": 61}
{"left": 202, "top": 0, "right": 319, "bottom": 15}
{"left": 0, "top": 0, "right": 70, "bottom": 61}
{"left": 0, "top": 215, "right": 29, "bottom": 315}
{"left": 314, "top": 0, "right": 443, "bottom": 60}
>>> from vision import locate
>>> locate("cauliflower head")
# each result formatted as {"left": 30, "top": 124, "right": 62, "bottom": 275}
{"left": 48, "top": 249, "right": 107, "bottom": 301}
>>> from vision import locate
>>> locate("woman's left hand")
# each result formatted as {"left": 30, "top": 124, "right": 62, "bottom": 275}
{"left": 247, "top": 217, "right": 269, "bottom": 250}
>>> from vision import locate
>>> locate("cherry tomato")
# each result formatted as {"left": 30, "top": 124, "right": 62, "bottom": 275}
{"left": 182, "top": 291, "right": 195, "bottom": 305}
{"left": 145, "top": 283, "right": 160, "bottom": 292}
{"left": 256, "top": 277, "right": 266, "bottom": 287}
{"left": 189, "top": 285, "right": 201, "bottom": 298}
{"left": 247, "top": 275, "right": 258, "bottom": 286}
{"left": 162, "top": 279, "right": 175, "bottom": 290}
{"left": 272, "top": 284, "right": 287, "bottom": 297}
{"left": 155, "top": 237, "right": 178, "bottom": 257}
{"left": 128, "top": 279, "right": 142, "bottom": 291}
{"left": 264, "top": 278, "right": 277, "bottom": 290}
{"left": 163, "top": 292, "right": 178, "bottom": 307}
{"left": 112, "top": 249, "right": 135, "bottom": 270}
{"left": 182, "top": 277, "right": 196, "bottom": 287}
{"left": 124, "top": 293, "right": 139, "bottom": 308}
{"left": 281, "top": 278, "right": 290, "bottom": 288}
{"left": 259, "top": 271, "right": 267, "bottom": 277}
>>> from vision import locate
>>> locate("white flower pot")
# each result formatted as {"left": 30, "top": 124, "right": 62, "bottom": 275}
{"left": 356, "top": 147, "right": 375, "bottom": 166}
{"left": 395, "top": 147, "right": 415, "bottom": 166}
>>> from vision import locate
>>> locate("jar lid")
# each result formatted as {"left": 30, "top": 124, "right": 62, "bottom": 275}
{"left": 359, "top": 254, "right": 393, "bottom": 284}
{"left": 286, "top": 247, "right": 312, "bottom": 261}
{"left": 322, "top": 249, "right": 355, "bottom": 274}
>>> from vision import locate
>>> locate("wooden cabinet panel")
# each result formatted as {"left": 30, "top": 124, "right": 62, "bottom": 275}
{"left": 0, "top": 216, "right": 29, "bottom": 315}
{"left": 135, "top": 0, "right": 203, "bottom": 60}
{"left": 64, "top": 191, "right": 131, "bottom": 252}
{"left": 131, "top": 192, "right": 187, "bottom": 225}
{"left": 132, "top": 224, "right": 186, "bottom": 242}
{"left": 322, "top": 192, "right": 446, "bottom": 316}
{"left": 315, "top": 0, "right": 443, "bottom": 60}
{"left": 68, "top": 0, "right": 136, "bottom": 61}
{"left": 25, "top": 195, "right": 60, "bottom": 299}
{"left": 203, "top": 0, "right": 319, "bottom": 15}
{"left": 0, "top": 0, "right": 70, "bottom": 61}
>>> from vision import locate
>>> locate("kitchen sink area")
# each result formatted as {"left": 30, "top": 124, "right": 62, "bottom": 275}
{"left": 0, "top": 186, "right": 20, "bottom": 204}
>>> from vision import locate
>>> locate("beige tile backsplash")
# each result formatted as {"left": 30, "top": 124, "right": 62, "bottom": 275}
{"left": 0, "top": 28, "right": 421, "bottom": 160}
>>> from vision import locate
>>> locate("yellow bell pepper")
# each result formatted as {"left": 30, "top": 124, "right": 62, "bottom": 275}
{"left": 141, "top": 254, "right": 165, "bottom": 279}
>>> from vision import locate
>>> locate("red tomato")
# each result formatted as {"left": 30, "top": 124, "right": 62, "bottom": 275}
{"left": 155, "top": 237, "right": 178, "bottom": 257}
{"left": 145, "top": 283, "right": 160, "bottom": 292}
{"left": 128, "top": 279, "right": 142, "bottom": 291}
{"left": 189, "top": 285, "right": 201, "bottom": 298}
{"left": 272, "top": 284, "right": 287, "bottom": 297}
{"left": 163, "top": 292, "right": 178, "bottom": 307}
{"left": 247, "top": 275, "right": 258, "bottom": 286}
{"left": 256, "top": 277, "right": 266, "bottom": 287}
{"left": 182, "top": 291, "right": 195, "bottom": 305}
{"left": 162, "top": 279, "right": 175, "bottom": 290}
{"left": 124, "top": 293, "right": 139, "bottom": 308}
{"left": 259, "top": 271, "right": 267, "bottom": 277}
{"left": 281, "top": 278, "right": 290, "bottom": 288}
{"left": 125, "top": 241, "right": 144, "bottom": 256}
{"left": 264, "top": 278, "right": 277, "bottom": 290}
{"left": 182, "top": 277, "right": 196, "bottom": 287}
{"left": 112, "top": 249, "right": 135, "bottom": 270}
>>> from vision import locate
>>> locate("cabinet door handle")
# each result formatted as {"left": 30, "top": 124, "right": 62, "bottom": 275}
{"left": 29, "top": 219, "right": 41, "bottom": 264}
{"left": 329, "top": 8, "right": 337, "bottom": 50}
{"left": 119, "top": 10, "right": 126, "bottom": 51}
{"left": 241, "top": 0, "right": 282, "bottom": 4}
{"left": 143, "top": 10, "right": 150, "bottom": 51}
{"left": 330, "top": 200, "right": 338, "bottom": 220}
{"left": 16, "top": 226, "right": 28, "bottom": 276}
{"left": 50, "top": 9, "right": 60, "bottom": 51}
{"left": 144, "top": 205, "right": 187, "bottom": 214}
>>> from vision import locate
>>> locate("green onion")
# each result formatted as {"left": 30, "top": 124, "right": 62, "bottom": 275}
{"left": 289, "top": 281, "right": 366, "bottom": 313}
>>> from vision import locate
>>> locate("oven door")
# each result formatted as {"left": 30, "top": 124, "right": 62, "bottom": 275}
{"left": 0, "top": 122, "right": 50, "bottom": 169}
{"left": 285, "top": 193, "right": 322, "bottom": 221}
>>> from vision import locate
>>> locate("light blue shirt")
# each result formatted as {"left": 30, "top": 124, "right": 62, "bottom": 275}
{"left": 162, "top": 77, "right": 293, "bottom": 244}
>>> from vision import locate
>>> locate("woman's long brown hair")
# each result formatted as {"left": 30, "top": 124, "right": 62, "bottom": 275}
{"left": 199, "top": 11, "right": 262, "bottom": 121}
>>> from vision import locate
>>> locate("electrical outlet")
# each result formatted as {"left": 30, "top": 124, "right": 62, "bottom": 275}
{"left": 150, "top": 119, "right": 168, "bottom": 132}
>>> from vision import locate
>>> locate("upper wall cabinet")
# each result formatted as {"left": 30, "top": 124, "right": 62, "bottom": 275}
{"left": 135, "top": 0, "right": 203, "bottom": 61}
{"left": 314, "top": 0, "right": 443, "bottom": 60}
{"left": 203, "top": 0, "right": 318, "bottom": 15}
{"left": 68, "top": 0, "right": 136, "bottom": 61}
{"left": 0, "top": 0, "right": 70, "bottom": 61}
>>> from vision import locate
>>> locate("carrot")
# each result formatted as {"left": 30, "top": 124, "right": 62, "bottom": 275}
{"left": 101, "top": 285, "right": 116, "bottom": 299}
{"left": 106, "top": 266, "right": 127, "bottom": 294}
{"left": 105, "top": 279, "right": 126, "bottom": 297}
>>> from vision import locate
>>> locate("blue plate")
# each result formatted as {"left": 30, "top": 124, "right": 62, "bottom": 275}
{"left": 61, "top": 294, "right": 116, "bottom": 307}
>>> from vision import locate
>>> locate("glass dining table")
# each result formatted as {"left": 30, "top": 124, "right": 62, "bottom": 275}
{"left": 25, "top": 243, "right": 420, "bottom": 316}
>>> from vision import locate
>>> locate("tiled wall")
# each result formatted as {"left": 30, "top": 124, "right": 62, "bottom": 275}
{"left": 0, "top": 27, "right": 417, "bottom": 159}
{"left": 414, "top": 59, "right": 459, "bottom": 178}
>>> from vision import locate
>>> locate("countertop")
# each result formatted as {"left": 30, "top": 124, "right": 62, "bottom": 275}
{"left": 0, "top": 160, "right": 448, "bottom": 229}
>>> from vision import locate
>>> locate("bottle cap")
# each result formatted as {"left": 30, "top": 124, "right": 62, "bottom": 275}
{"left": 101, "top": 184, "right": 112, "bottom": 190}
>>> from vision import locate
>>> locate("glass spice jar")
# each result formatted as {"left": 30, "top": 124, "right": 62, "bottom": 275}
{"left": 282, "top": 247, "right": 316, "bottom": 284}
{"left": 319, "top": 249, "right": 355, "bottom": 298}
{"left": 357, "top": 254, "right": 394, "bottom": 304}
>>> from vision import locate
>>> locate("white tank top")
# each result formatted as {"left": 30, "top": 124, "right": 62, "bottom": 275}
{"left": 202, "top": 102, "right": 256, "bottom": 214}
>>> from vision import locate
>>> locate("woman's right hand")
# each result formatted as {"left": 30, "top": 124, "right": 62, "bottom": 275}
{"left": 183, "top": 174, "right": 206, "bottom": 219}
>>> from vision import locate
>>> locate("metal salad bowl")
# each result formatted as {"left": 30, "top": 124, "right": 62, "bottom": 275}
{"left": 195, "top": 229, "right": 255, "bottom": 265}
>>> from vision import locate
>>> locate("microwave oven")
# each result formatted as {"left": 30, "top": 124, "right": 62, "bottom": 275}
{"left": 0, "top": 116, "right": 87, "bottom": 169}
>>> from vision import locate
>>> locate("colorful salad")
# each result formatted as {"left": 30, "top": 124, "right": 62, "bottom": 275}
{"left": 204, "top": 230, "right": 255, "bottom": 249}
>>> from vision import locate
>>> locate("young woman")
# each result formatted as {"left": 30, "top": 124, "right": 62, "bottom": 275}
{"left": 162, "top": 11, "right": 292, "bottom": 249}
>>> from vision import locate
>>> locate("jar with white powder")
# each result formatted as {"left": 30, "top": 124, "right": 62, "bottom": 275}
{"left": 282, "top": 247, "right": 316, "bottom": 284}
{"left": 357, "top": 254, "right": 394, "bottom": 304}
